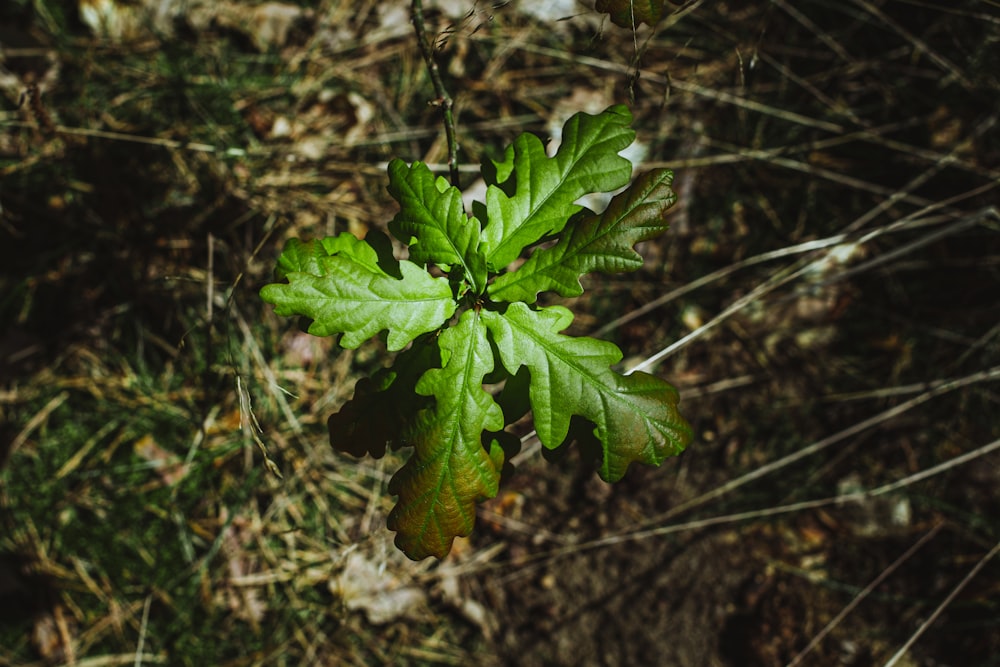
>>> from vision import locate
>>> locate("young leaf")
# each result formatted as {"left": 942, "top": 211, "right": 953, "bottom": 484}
{"left": 387, "top": 309, "right": 505, "bottom": 559}
{"left": 480, "top": 105, "right": 636, "bottom": 269}
{"left": 483, "top": 303, "right": 691, "bottom": 482}
{"left": 260, "top": 233, "right": 456, "bottom": 351}
{"left": 387, "top": 159, "right": 488, "bottom": 293}
{"left": 489, "top": 169, "right": 676, "bottom": 303}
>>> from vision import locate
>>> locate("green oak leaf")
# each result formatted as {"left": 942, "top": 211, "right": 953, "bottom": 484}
{"left": 489, "top": 169, "right": 676, "bottom": 303}
{"left": 483, "top": 303, "right": 691, "bottom": 482}
{"left": 387, "top": 159, "right": 488, "bottom": 293}
{"left": 479, "top": 105, "right": 636, "bottom": 269}
{"left": 595, "top": 0, "right": 666, "bottom": 28}
{"left": 387, "top": 309, "right": 505, "bottom": 559}
{"left": 260, "top": 232, "right": 456, "bottom": 351}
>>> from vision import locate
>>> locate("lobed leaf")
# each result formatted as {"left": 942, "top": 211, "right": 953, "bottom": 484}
{"left": 479, "top": 105, "right": 636, "bottom": 269}
{"left": 489, "top": 169, "right": 676, "bottom": 303}
{"left": 260, "top": 233, "right": 456, "bottom": 351}
{"left": 387, "top": 309, "right": 505, "bottom": 559}
{"left": 387, "top": 159, "right": 488, "bottom": 293}
{"left": 483, "top": 303, "right": 691, "bottom": 482}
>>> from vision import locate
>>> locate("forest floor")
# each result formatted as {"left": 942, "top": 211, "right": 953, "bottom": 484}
{"left": 2, "top": 1, "right": 999, "bottom": 665}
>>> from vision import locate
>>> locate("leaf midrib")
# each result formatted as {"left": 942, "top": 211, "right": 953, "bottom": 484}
{"left": 486, "top": 131, "right": 625, "bottom": 265}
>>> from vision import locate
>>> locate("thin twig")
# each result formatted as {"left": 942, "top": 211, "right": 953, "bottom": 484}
{"left": 411, "top": 0, "right": 461, "bottom": 187}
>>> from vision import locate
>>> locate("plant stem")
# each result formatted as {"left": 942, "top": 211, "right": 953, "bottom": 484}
{"left": 411, "top": 0, "right": 460, "bottom": 187}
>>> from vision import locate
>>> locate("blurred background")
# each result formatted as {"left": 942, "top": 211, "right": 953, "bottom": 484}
{"left": 1, "top": 1, "right": 999, "bottom": 665}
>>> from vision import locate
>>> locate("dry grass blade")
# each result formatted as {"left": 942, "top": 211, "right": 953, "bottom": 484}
{"left": 882, "top": 537, "right": 1000, "bottom": 667}
{"left": 841, "top": 114, "right": 998, "bottom": 233}
{"left": 8, "top": 392, "right": 68, "bottom": 458}
{"left": 132, "top": 595, "right": 152, "bottom": 667}
{"left": 493, "top": 435, "right": 1000, "bottom": 573}
{"left": 770, "top": 0, "right": 855, "bottom": 62}
{"left": 628, "top": 259, "right": 812, "bottom": 372}
{"left": 785, "top": 522, "right": 945, "bottom": 667}
{"left": 509, "top": 42, "right": 846, "bottom": 133}
{"left": 823, "top": 206, "right": 998, "bottom": 286}
{"left": 849, "top": 0, "right": 974, "bottom": 89}
{"left": 635, "top": 366, "right": 1000, "bottom": 528}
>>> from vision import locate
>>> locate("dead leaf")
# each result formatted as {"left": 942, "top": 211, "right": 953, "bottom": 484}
{"left": 133, "top": 435, "right": 189, "bottom": 486}
{"left": 219, "top": 513, "right": 266, "bottom": 627}
{"left": 32, "top": 604, "right": 76, "bottom": 665}
{"left": 333, "top": 550, "right": 427, "bottom": 625}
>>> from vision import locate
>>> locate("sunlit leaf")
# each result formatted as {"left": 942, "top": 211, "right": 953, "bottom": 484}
{"left": 483, "top": 303, "right": 691, "bottom": 482}
{"left": 260, "top": 233, "right": 456, "bottom": 351}
{"left": 489, "top": 169, "right": 676, "bottom": 303}
{"left": 387, "top": 310, "right": 504, "bottom": 559}
{"left": 387, "top": 159, "right": 488, "bottom": 293}
{"left": 479, "top": 105, "right": 635, "bottom": 269}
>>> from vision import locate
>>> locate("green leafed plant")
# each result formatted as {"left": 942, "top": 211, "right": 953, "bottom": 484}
{"left": 260, "top": 105, "right": 692, "bottom": 559}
